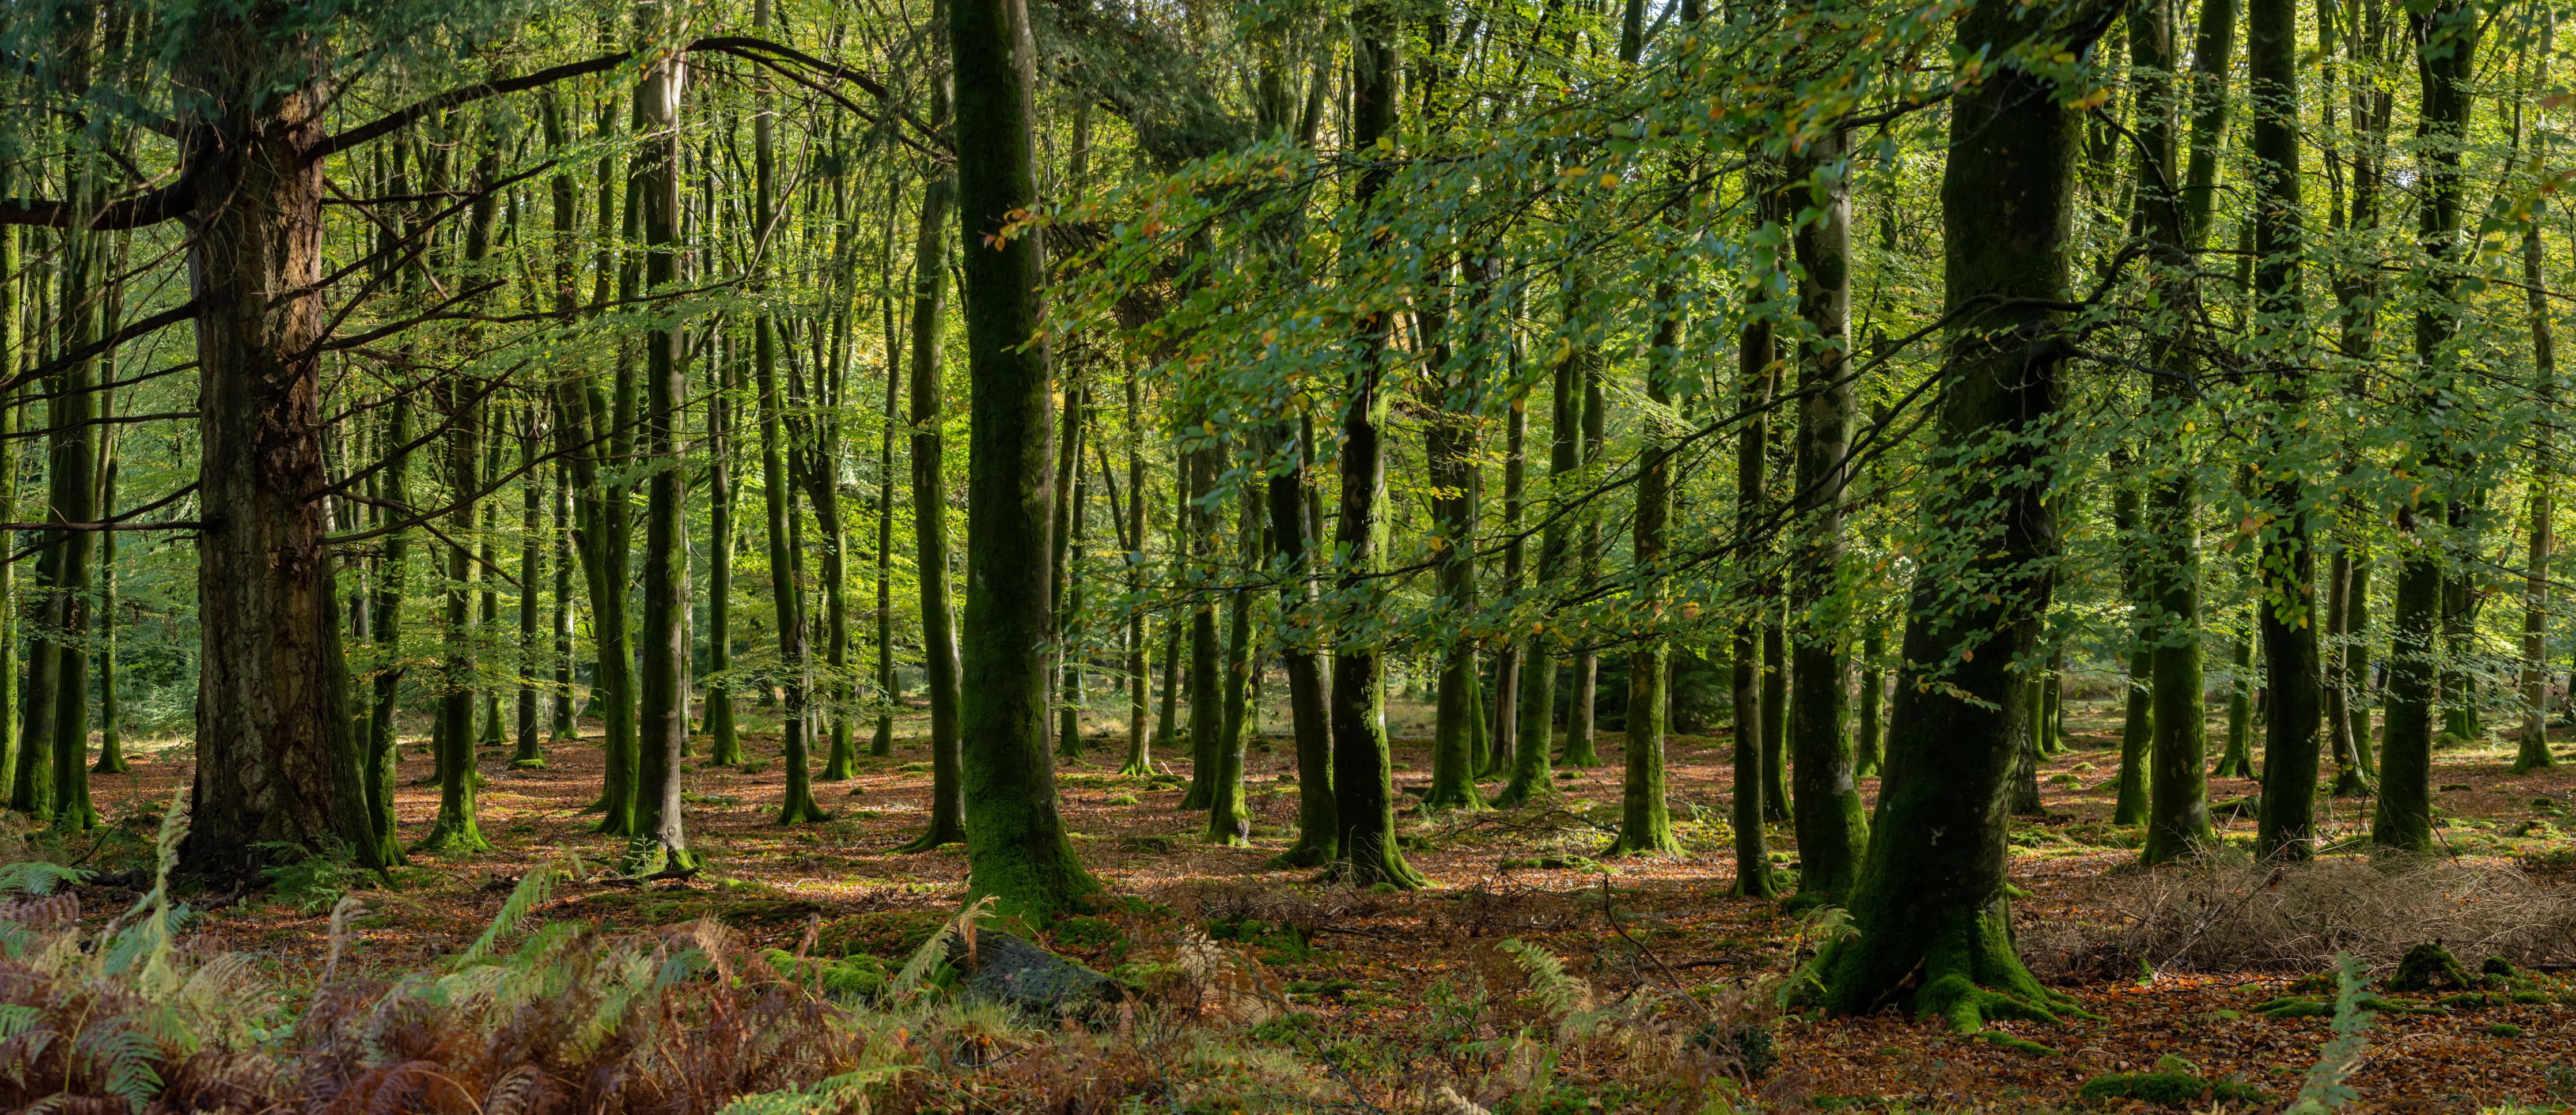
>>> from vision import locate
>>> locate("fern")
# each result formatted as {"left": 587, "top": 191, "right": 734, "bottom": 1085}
{"left": 1499, "top": 938, "right": 1593, "bottom": 1020}
{"left": 891, "top": 896, "right": 994, "bottom": 1003}
{"left": 453, "top": 855, "right": 576, "bottom": 970}
{"left": 0, "top": 861, "right": 87, "bottom": 897}
{"left": 2286, "top": 953, "right": 2377, "bottom": 1114}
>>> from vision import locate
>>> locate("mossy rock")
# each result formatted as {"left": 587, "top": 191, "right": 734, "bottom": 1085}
{"left": 2078, "top": 1072, "right": 2266, "bottom": 1108}
{"left": 2510, "top": 819, "right": 2562, "bottom": 838}
{"left": 2439, "top": 782, "right": 2473, "bottom": 792}
{"left": 896, "top": 761, "right": 932, "bottom": 773}
{"left": 762, "top": 948, "right": 890, "bottom": 1001}
{"left": 1106, "top": 793, "right": 1141, "bottom": 806}
{"left": 815, "top": 909, "right": 953, "bottom": 960}
{"left": 2486, "top": 1023, "right": 2525, "bottom": 1038}
{"left": 1116, "top": 834, "right": 1179, "bottom": 853}
{"left": 2390, "top": 942, "right": 2472, "bottom": 992}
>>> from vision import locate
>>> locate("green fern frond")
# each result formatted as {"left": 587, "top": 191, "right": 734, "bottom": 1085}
{"left": 454, "top": 855, "right": 576, "bottom": 970}
{"left": 891, "top": 896, "right": 994, "bottom": 1003}
{"left": 2287, "top": 952, "right": 2378, "bottom": 1114}
{"left": 0, "top": 1003, "right": 39, "bottom": 1040}
{"left": 1499, "top": 938, "right": 1592, "bottom": 1020}
{"left": 0, "top": 860, "right": 88, "bottom": 896}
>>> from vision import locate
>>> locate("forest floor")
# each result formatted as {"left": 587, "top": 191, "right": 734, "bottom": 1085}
{"left": 55, "top": 694, "right": 2576, "bottom": 1113}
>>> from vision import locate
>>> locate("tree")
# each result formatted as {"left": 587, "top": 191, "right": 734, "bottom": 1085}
{"left": 1327, "top": 1, "right": 1426, "bottom": 890}
{"left": 951, "top": 0, "right": 1100, "bottom": 918}
{"left": 1804, "top": 0, "right": 2111, "bottom": 1034}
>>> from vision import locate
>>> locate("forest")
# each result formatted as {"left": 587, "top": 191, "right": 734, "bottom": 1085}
{"left": 1, "top": 0, "right": 2575, "bottom": 1109}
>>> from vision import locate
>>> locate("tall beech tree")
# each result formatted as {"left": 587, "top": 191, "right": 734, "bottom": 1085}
{"left": 1803, "top": 0, "right": 2111, "bottom": 1033}
{"left": 950, "top": 0, "right": 1099, "bottom": 917}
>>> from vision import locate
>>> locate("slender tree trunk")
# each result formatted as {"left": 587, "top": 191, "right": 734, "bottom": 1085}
{"left": 2250, "top": 0, "right": 2321, "bottom": 861}
{"left": 2516, "top": 191, "right": 2558, "bottom": 773}
{"left": 627, "top": 31, "right": 693, "bottom": 872}
{"left": 1561, "top": 349, "right": 1605, "bottom": 770}
{"left": 897, "top": 78, "right": 965, "bottom": 850}
{"left": 1729, "top": 270, "right": 1778, "bottom": 897}
{"left": 1806, "top": 0, "right": 2101, "bottom": 1029}
{"left": 1328, "top": 2, "right": 1426, "bottom": 889}
{"left": 1854, "top": 626, "right": 1884, "bottom": 778}
{"left": 2378, "top": 0, "right": 2475, "bottom": 852}
{"left": 702, "top": 347, "right": 740, "bottom": 766}
{"left": 1498, "top": 275, "right": 1584, "bottom": 808}
{"left": 2109, "top": 476, "right": 2151, "bottom": 824}
{"left": 1483, "top": 342, "right": 1526, "bottom": 780}
{"left": 1206, "top": 488, "right": 1257, "bottom": 844}
{"left": 1180, "top": 441, "right": 1222, "bottom": 808}
{"left": 873, "top": 266, "right": 900, "bottom": 759}
{"left": 514, "top": 421, "right": 550, "bottom": 769}
{"left": 1425, "top": 409, "right": 1488, "bottom": 811}
{"left": 952, "top": 0, "right": 1100, "bottom": 917}
{"left": 1266, "top": 418, "right": 1336, "bottom": 865}
{"left": 1122, "top": 371, "right": 1157, "bottom": 778}
{"left": 2132, "top": 0, "right": 2213, "bottom": 863}
{"left": 1783, "top": 130, "right": 1867, "bottom": 895}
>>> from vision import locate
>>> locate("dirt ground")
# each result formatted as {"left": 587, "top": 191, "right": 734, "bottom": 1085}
{"left": 67, "top": 690, "right": 2576, "bottom": 1113}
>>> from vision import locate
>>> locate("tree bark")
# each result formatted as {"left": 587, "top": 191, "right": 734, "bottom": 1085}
{"left": 951, "top": 0, "right": 1100, "bottom": 917}
{"left": 1805, "top": 0, "right": 2104, "bottom": 1032}
{"left": 2250, "top": 0, "right": 2320, "bottom": 861}
{"left": 1783, "top": 130, "right": 1868, "bottom": 895}
{"left": 897, "top": 80, "right": 965, "bottom": 851}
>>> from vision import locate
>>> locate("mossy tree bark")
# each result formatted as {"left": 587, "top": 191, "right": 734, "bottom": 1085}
{"left": 2514, "top": 183, "right": 2558, "bottom": 774}
{"left": 1207, "top": 489, "right": 1257, "bottom": 845}
{"left": 1854, "top": 626, "right": 1884, "bottom": 778}
{"left": 1121, "top": 371, "right": 1156, "bottom": 778}
{"left": 1805, "top": 0, "right": 2107, "bottom": 1033}
{"left": 1425, "top": 408, "right": 1488, "bottom": 812}
{"left": 1266, "top": 419, "right": 1337, "bottom": 865}
{"left": 416, "top": 143, "right": 505, "bottom": 860}
{"left": 367, "top": 393, "right": 414, "bottom": 860}
{"left": 1498, "top": 276, "right": 1582, "bottom": 809}
{"left": 750, "top": 0, "right": 825, "bottom": 823}
{"left": 1049, "top": 373, "right": 1090, "bottom": 759}
{"left": 1327, "top": 2, "right": 1426, "bottom": 890}
{"left": 515, "top": 418, "right": 551, "bottom": 769}
{"left": 1484, "top": 345, "right": 1526, "bottom": 781}
{"left": 2249, "top": 0, "right": 2322, "bottom": 862}
{"left": 2108, "top": 475, "right": 2151, "bottom": 825}
{"left": 1730, "top": 281, "right": 1778, "bottom": 898}
{"left": 2378, "top": 0, "right": 2476, "bottom": 851}
{"left": 899, "top": 87, "right": 965, "bottom": 851}
{"left": 1607, "top": 285, "right": 1680, "bottom": 858}
{"left": 629, "top": 36, "right": 694, "bottom": 873}
{"left": 951, "top": 0, "right": 1101, "bottom": 919}
{"left": 2131, "top": 0, "right": 2212, "bottom": 864}
{"left": 1560, "top": 343, "right": 1605, "bottom": 770}
{"left": 1760, "top": 611, "right": 1790, "bottom": 823}
{"left": 1783, "top": 131, "right": 1867, "bottom": 895}
{"left": 1179, "top": 441, "right": 1222, "bottom": 809}
{"left": 700, "top": 350, "right": 740, "bottom": 768}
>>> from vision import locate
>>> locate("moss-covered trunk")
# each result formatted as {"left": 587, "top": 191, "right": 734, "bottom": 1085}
{"left": 1805, "top": 0, "right": 2103, "bottom": 1032}
{"left": 951, "top": 0, "right": 1100, "bottom": 917}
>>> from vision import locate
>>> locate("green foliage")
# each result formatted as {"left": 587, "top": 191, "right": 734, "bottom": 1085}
{"left": 2286, "top": 954, "right": 2379, "bottom": 1115}
{"left": 2077, "top": 1072, "right": 2266, "bottom": 1107}
{"left": 2388, "top": 943, "right": 2472, "bottom": 993}
{"left": 0, "top": 860, "right": 88, "bottom": 896}
{"left": 252, "top": 838, "right": 369, "bottom": 914}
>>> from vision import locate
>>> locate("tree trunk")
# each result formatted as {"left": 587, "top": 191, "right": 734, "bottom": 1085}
{"left": 1729, "top": 279, "right": 1778, "bottom": 897}
{"left": 1266, "top": 419, "right": 1336, "bottom": 865}
{"left": 1122, "top": 371, "right": 1157, "bottom": 778}
{"left": 1561, "top": 347, "right": 1605, "bottom": 770}
{"left": 1206, "top": 488, "right": 1257, "bottom": 844}
{"left": 514, "top": 419, "right": 550, "bottom": 769}
{"left": 897, "top": 90, "right": 965, "bottom": 851}
{"left": 1805, "top": 0, "right": 2101, "bottom": 1031}
{"left": 1180, "top": 441, "right": 1222, "bottom": 808}
{"left": 175, "top": 24, "right": 389, "bottom": 874}
{"left": 1328, "top": 2, "right": 1426, "bottom": 890}
{"left": 2515, "top": 186, "right": 2558, "bottom": 773}
{"left": 1425, "top": 409, "right": 1487, "bottom": 811}
{"left": 701, "top": 346, "right": 740, "bottom": 766}
{"left": 952, "top": 0, "right": 1099, "bottom": 917}
{"left": 1497, "top": 274, "right": 1582, "bottom": 809}
{"left": 628, "top": 34, "right": 693, "bottom": 872}
{"left": 1783, "top": 130, "right": 1867, "bottom": 895}
{"left": 2109, "top": 477, "right": 2151, "bottom": 825}
{"left": 2249, "top": 0, "right": 2320, "bottom": 861}
{"left": 2378, "top": 0, "right": 2477, "bottom": 850}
